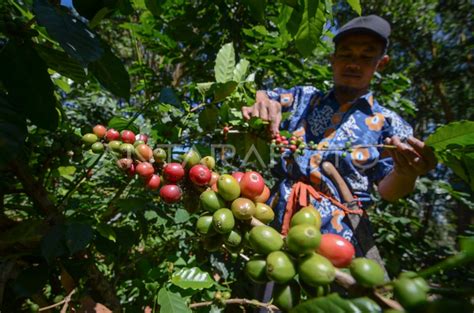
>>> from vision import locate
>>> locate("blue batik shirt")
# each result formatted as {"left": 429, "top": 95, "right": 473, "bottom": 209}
{"left": 267, "top": 86, "right": 413, "bottom": 242}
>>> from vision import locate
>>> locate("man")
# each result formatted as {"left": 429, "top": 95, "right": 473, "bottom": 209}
{"left": 242, "top": 15, "right": 436, "bottom": 252}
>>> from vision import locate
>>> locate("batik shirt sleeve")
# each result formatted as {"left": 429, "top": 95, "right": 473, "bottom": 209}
{"left": 364, "top": 106, "right": 414, "bottom": 184}
{"left": 266, "top": 86, "right": 323, "bottom": 132}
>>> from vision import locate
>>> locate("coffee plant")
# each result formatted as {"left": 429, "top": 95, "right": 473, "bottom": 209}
{"left": 0, "top": 0, "right": 472, "bottom": 312}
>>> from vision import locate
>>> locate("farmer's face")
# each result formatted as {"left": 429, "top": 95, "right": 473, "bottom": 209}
{"left": 330, "top": 33, "right": 389, "bottom": 92}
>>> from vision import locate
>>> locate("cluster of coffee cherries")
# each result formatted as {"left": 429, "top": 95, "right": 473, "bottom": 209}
{"left": 81, "top": 124, "right": 219, "bottom": 203}
{"left": 242, "top": 207, "right": 350, "bottom": 311}
{"left": 196, "top": 170, "right": 273, "bottom": 252}
{"left": 271, "top": 133, "right": 308, "bottom": 155}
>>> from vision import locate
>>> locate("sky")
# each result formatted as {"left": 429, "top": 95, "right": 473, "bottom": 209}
{"left": 61, "top": 0, "right": 73, "bottom": 8}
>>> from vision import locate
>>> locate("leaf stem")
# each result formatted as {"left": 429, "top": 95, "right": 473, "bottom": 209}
{"left": 418, "top": 252, "right": 472, "bottom": 278}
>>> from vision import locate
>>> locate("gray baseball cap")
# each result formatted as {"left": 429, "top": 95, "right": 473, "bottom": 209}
{"left": 333, "top": 15, "right": 391, "bottom": 47}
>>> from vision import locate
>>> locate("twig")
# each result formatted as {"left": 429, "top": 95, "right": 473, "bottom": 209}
{"left": 39, "top": 288, "right": 76, "bottom": 312}
{"left": 373, "top": 291, "right": 404, "bottom": 311}
{"left": 190, "top": 102, "right": 207, "bottom": 112}
{"left": 334, "top": 269, "right": 356, "bottom": 289}
{"left": 222, "top": 245, "right": 250, "bottom": 261}
{"left": 273, "top": 144, "right": 398, "bottom": 152}
{"left": 189, "top": 298, "right": 279, "bottom": 312}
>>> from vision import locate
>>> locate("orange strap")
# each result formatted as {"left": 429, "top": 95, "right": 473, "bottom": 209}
{"left": 281, "top": 181, "right": 363, "bottom": 235}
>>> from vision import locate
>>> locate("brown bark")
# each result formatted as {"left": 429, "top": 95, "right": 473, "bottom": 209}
{"left": 432, "top": 78, "right": 454, "bottom": 122}
{"left": 10, "top": 160, "right": 60, "bottom": 219}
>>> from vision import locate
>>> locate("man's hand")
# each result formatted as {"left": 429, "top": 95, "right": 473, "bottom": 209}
{"left": 378, "top": 136, "right": 437, "bottom": 202}
{"left": 385, "top": 136, "right": 437, "bottom": 178}
{"left": 241, "top": 91, "right": 282, "bottom": 136}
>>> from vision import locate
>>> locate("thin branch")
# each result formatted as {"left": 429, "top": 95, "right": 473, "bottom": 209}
{"left": 373, "top": 291, "right": 404, "bottom": 311}
{"left": 189, "top": 298, "right": 279, "bottom": 312}
{"left": 39, "top": 289, "right": 76, "bottom": 312}
{"left": 190, "top": 102, "right": 207, "bottom": 112}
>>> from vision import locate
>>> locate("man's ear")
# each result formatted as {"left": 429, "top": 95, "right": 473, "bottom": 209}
{"left": 376, "top": 55, "right": 390, "bottom": 71}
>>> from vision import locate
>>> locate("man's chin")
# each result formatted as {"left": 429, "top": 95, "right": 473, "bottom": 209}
{"left": 334, "top": 85, "right": 363, "bottom": 95}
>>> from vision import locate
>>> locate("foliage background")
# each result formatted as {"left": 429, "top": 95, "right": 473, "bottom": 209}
{"left": 0, "top": 0, "right": 472, "bottom": 312}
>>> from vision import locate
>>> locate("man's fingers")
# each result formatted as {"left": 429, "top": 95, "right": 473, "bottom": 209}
{"left": 392, "top": 136, "right": 421, "bottom": 160}
{"left": 259, "top": 102, "right": 269, "bottom": 121}
{"left": 251, "top": 102, "right": 261, "bottom": 119}
{"left": 267, "top": 100, "right": 282, "bottom": 135}
{"left": 408, "top": 136, "right": 437, "bottom": 170}
{"left": 242, "top": 106, "right": 252, "bottom": 120}
{"left": 271, "top": 113, "right": 282, "bottom": 136}
{"left": 393, "top": 150, "right": 411, "bottom": 169}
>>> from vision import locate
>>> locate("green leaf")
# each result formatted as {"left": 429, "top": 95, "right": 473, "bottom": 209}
{"left": 349, "top": 297, "right": 382, "bottom": 312}
{"left": 426, "top": 121, "right": 474, "bottom": 151}
{"left": 107, "top": 116, "right": 140, "bottom": 134}
{"left": 213, "top": 81, "right": 238, "bottom": 103}
{"left": 41, "top": 224, "right": 68, "bottom": 263}
{"left": 89, "top": 7, "right": 115, "bottom": 28}
{"left": 214, "top": 43, "right": 235, "bottom": 83}
{"left": 89, "top": 42, "right": 131, "bottom": 100}
{"left": 34, "top": 0, "right": 103, "bottom": 65}
{"left": 131, "top": 0, "right": 146, "bottom": 9}
{"left": 144, "top": 210, "right": 159, "bottom": 221}
{"left": 65, "top": 223, "right": 94, "bottom": 254}
{"left": 219, "top": 103, "right": 231, "bottom": 123}
{"left": 35, "top": 44, "right": 87, "bottom": 83}
{"left": 0, "top": 218, "right": 45, "bottom": 250}
{"left": 426, "top": 121, "right": 474, "bottom": 189}
{"left": 145, "top": 0, "right": 162, "bottom": 16}
{"left": 53, "top": 77, "right": 71, "bottom": 93}
{"left": 116, "top": 198, "right": 148, "bottom": 212}
{"left": 199, "top": 107, "right": 219, "bottom": 131}
{"left": 196, "top": 82, "right": 214, "bottom": 96}
{"left": 174, "top": 209, "right": 190, "bottom": 224}
{"left": 117, "top": 0, "right": 133, "bottom": 15}
{"left": 157, "top": 288, "right": 192, "bottom": 313}
{"left": 283, "top": 0, "right": 299, "bottom": 8}
{"left": 0, "top": 95, "right": 27, "bottom": 169}
{"left": 0, "top": 40, "right": 59, "bottom": 130}
{"left": 233, "top": 59, "right": 250, "bottom": 82}
{"left": 159, "top": 87, "right": 181, "bottom": 108}
{"left": 243, "top": 0, "right": 266, "bottom": 22}
{"left": 459, "top": 236, "right": 474, "bottom": 260}
{"left": 171, "top": 267, "right": 214, "bottom": 290}
{"left": 58, "top": 166, "right": 77, "bottom": 177}
{"left": 291, "top": 293, "right": 361, "bottom": 312}
{"left": 55, "top": 165, "right": 76, "bottom": 181}
{"left": 84, "top": 153, "right": 102, "bottom": 168}
{"left": 294, "top": 0, "right": 326, "bottom": 57}
{"left": 346, "top": 0, "right": 362, "bottom": 15}
{"left": 96, "top": 224, "right": 117, "bottom": 242}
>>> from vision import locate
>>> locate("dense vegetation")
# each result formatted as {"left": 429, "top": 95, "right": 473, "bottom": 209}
{"left": 0, "top": 0, "right": 472, "bottom": 312}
